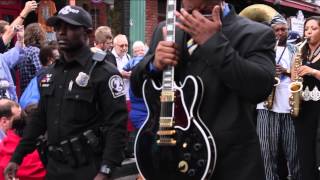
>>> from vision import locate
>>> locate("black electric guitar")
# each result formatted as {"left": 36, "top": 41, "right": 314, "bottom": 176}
{"left": 134, "top": 0, "right": 217, "bottom": 179}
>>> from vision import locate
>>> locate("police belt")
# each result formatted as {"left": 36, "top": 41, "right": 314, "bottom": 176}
{"left": 47, "top": 129, "right": 103, "bottom": 167}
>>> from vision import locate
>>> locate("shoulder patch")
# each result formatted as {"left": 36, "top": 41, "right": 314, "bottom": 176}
{"left": 40, "top": 73, "right": 53, "bottom": 87}
{"left": 108, "top": 75, "right": 125, "bottom": 98}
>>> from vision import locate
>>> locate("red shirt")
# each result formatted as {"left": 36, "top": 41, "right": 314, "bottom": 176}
{"left": 0, "top": 130, "right": 46, "bottom": 180}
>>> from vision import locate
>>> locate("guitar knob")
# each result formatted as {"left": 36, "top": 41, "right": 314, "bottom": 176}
{"left": 193, "top": 143, "right": 202, "bottom": 151}
{"left": 178, "top": 160, "right": 189, "bottom": 173}
{"left": 187, "top": 169, "right": 196, "bottom": 176}
{"left": 197, "top": 159, "right": 206, "bottom": 167}
{"left": 183, "top": 153, "right": 191, "bottom": 161}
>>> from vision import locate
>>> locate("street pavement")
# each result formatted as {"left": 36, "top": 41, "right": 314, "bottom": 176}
{"left": 112, "top": 158, "right": 138, "bottom": 180}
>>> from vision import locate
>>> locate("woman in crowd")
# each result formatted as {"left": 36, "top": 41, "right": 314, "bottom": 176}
{"left": 123, "top": 41, "right": 148, "bottom": 129}
{"left": 17, "top": 23, "right": 45, "bottom": 94}
{"left": 294, "top": 16, "right": 320, "bottom": 180}
{"left": 19, "top": 43, "right": 58, "bottom": 109}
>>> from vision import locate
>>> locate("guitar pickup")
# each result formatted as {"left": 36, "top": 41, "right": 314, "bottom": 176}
{"left": 159, "top": 122, "right": 174, "bottom": 128}
{"left": 159, "top": 117, "right": 174, "bottom": 128}
{"left": 160, "top": 91, "right": 175, "bottom": 102}
{"left": 157, "top": 130, "right": 176, "bottom": 136}
{"left": 157, "top": 138, "right": 177, "bottom": 146}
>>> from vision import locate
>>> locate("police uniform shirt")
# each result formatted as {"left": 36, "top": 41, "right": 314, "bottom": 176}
{"left": 11, "top": 45, "right": 128, "bottom": 168}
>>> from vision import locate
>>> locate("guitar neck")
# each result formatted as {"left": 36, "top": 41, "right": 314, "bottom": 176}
{"left": 158, "top": 0, "right": 177, "bottom": 146}
{"left": 162, "top": 0, "right": 176, "bottom": 92}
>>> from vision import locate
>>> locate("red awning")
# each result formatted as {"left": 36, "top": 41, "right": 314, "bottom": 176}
{"left": 264, "top": 0, "right": 320, "bottom": 14}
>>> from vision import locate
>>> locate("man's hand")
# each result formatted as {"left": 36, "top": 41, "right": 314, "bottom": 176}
{"left": 15, "top": 25, "right": 24, "bottom": 47}
{"left": 153, "top": 40, "right": 179, "bottom": 71}
{"left": 120, "top": 70, "right": 131, "bottom": 79}
{"left": 4, "top": 162, "right": 19, "bottom": 180}
{"left": 175, "top": 6, "right": 222, "bottom": 45}
{"left": 20, "top": 1, "right": 37, "bottom": 18}
{"left": 276, "top": 64, "right": 288, "bottom": 76}
{"left": 93, "top": 172, "right": 109, "bottom": 180}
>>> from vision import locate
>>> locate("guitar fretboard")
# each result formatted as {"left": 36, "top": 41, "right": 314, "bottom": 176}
{"left": 162, "top": 0, "right": 176, "bottom": 91}
{"left": 158, "top": 0, "right": 177, "bottom": 146}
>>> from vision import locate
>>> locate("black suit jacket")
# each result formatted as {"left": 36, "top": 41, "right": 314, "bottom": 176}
{"left": 131, "top": 5, "right": 275, "bottom": 180}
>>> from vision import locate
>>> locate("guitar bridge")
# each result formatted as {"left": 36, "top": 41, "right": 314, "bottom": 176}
{"left": 157, "top": 138, "right": 177, "bottom": 146}
{"left": 157, "top": 130, "right": 176, "bottom": 136}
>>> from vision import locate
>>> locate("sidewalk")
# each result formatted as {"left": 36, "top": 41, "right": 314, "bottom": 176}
{"left": 112, "top": 158, "right": 138, "bottom": 180}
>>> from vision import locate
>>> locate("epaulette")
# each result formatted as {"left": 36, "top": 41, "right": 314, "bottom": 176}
{"left": 92, "top": 51, "right": 107, "bottom": 62}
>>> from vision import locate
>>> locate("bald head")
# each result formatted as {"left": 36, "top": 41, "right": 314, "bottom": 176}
{"left": 0, "top": 99, "right": 21, "bottom": 133}
{"left": 0, "top": 99, "right": 20, "bottom": 118}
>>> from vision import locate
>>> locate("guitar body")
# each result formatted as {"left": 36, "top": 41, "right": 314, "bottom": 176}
{"left": 134, "top": 75, "right": 217, "bottom": 180}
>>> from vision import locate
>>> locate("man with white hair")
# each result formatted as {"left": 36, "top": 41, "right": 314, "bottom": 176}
{"left": 132, "top": 41, "right": 146, "bottom": 57}
{"left": 112, "top": 34, "right": 131, "bottom": 101}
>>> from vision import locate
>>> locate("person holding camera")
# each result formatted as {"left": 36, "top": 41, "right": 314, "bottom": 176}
{"left": 0, "top": 26, "right": 25, "bottom": 102}
{"left": 0, "top": 1, "right": 37, "bottom": 53}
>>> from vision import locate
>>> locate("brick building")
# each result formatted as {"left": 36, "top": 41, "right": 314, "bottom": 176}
{"left": 1, "top": 0, "right": 320, "bottom": 52}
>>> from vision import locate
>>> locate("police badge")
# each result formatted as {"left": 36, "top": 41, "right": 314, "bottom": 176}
{"left": 75, "top": 72, "right": 90, "bottom": 87}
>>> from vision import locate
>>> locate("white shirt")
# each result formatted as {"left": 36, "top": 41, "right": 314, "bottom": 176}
{"left": 112, "top": 49, "right": 131, "bottom": 100}
{"left": 257, "top": 46, "right": 292, "bottom": 113}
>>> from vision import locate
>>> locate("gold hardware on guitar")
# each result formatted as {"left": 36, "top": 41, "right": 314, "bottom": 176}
{"left": 178, "top": 161, "right": 189, "bottom": 173}
{"left": 289, "top": 38, "right": 309, "bottom": 117}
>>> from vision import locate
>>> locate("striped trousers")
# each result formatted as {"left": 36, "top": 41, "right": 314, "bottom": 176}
{"left": 257, "top": 109, "right": 301, "bottom": 180}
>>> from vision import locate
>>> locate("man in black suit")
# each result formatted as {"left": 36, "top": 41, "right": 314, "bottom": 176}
{"left": 131, "top": 0, "right": 275, "bottom": 179}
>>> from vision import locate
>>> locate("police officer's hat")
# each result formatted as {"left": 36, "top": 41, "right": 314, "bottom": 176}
{"left": 47, "top": 5, "right": 92, "bottom": 30}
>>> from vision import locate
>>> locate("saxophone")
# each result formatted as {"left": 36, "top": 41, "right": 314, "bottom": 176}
{"left": 264, "top": 40, "right": 280, "bottom": 110}
{"left": 289, "top": 38, "right": 309, "bottom": 117}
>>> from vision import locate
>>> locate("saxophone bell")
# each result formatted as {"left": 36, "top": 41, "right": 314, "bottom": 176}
{"left": 289, "top": 81, "right": 303, "bottom": 117}
{"left": 289, "top": 81, "right": 303, "bottom": 93}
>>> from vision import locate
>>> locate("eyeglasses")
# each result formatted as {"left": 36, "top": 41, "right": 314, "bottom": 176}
{"left": 117, "top": 44, "right": 128, "bottom": 48}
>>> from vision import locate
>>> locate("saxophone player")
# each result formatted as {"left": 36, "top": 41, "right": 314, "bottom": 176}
{"left": 256, "top": 14, "right": 301, "bottom": 180}
{"left": 294, "top": 16, "right": 320, "bottom": 180}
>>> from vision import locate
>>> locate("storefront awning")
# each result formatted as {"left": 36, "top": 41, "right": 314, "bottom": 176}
{"left": 264, "top": 0, "right": 320, "bottom": 14}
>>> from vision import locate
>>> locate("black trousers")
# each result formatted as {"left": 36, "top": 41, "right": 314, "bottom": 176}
{"left": 45, "top": 156, "right": 101, "bottom": 180}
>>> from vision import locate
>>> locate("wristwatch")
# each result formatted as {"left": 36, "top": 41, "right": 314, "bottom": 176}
{"left": 100, "top": 164, "right": 112, "bottom": 176}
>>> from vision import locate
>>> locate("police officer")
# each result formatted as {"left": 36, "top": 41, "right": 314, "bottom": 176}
{"left": 4, "top": 5, "right": 128, "bottom": 180}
